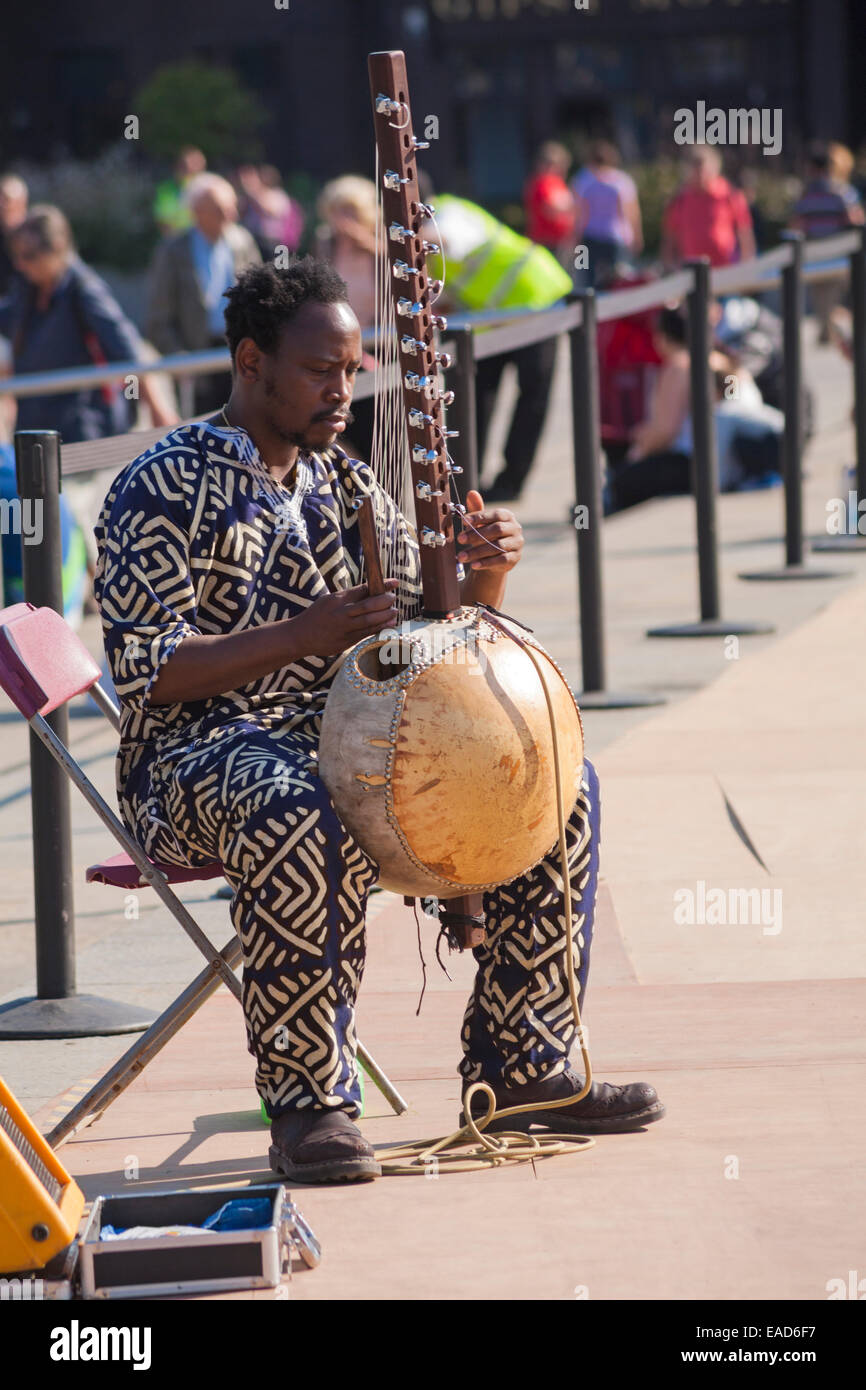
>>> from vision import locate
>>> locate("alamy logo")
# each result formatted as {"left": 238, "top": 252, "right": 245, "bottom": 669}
{"left": 0, "top": 496, "right": 43, "bottom": 545}
{"left": 49, "top": 1320, "right": 152, "bottom": 1370}
{"left": 674, "top": 101, "right": 782, "bottom": 157}
{"left": 673, "top": 880, "right": 782, "bottom": 936}
{"left": 1, "top": 1276, "right": 44, "bottom": 1299}
{"left": 377, "top": 622, "right": 486, "bottom": 674}
{"left": 826, "top": 492, "right": 866, "bottom": 535}
{"left": 826, "top": 1270, "right": 866, "bottom": 1299}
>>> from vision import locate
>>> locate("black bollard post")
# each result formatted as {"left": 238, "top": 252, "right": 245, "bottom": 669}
{"left": 568, "top": 292, "right": 663, "bottom": 708}
{"left": 0, "top": 430, "right": 154, "bottom": 1039}
{"left": 448, "top": 326, "right": 479, "bottom": 508}
{"left": 741, "top": 232, "right": 844, "bottom": 579}
{"left": 648, "top": 259, "right": 774, "bottom": 636}
{"left": 813, "top": 224, "right": 866, "bottom": 553}
{"left": 15, "top": 432, "right": 76, "bottom": 998}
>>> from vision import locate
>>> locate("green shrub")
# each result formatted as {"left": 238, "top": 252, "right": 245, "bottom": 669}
{"left": 12, "top": 145, "right": 158, "bottom": 271}
{"left": 133, "top": 61, "right": 266, "bottom": 166}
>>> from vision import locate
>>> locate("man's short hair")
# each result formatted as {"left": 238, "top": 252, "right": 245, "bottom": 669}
{"left": 223, "top": 257, "right": 351, "bottom": 358}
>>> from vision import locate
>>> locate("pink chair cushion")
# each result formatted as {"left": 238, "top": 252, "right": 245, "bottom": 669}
{"left": 0, "top": 604, "right": 100, "bottom": 718}
{"left": 86, "top": 851, "right": 225, "bottom": 888}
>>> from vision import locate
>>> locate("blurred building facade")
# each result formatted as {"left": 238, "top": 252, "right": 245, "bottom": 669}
{"left": 1, "top": 0, "right": 857, "bottom": 197}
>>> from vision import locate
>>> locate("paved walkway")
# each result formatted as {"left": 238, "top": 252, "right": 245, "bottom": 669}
{"left": 1, "top": 323, "right": 863, "bottom": 1298}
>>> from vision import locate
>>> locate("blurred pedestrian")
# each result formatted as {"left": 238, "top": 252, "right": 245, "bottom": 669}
{"left": 0, "top": 173, "right": 29, "bottom": 441}
{"left": 314, "top": 176, "right": 382, "bottom": 460}
{"left": 0, "top": 203, "right": 177, "bottom": 597}
{"left": 153, "top": 146, "right": 207, "bottom": 237}
{"left": 737, "top": 169, "right": 768, "bottom": 252}
{"left": 790, "top": 141, "right": 864, "bottom": 240}
{"left": 237, "top": 165, "right": 305, "bottom": 260}
{"left": 0, "top": 205, "right": 175, "bottom": 440}
{"left": 789, "top": 141, "right": 864, "bottom": 343}
{"left": 422, "top": 178, "right": 573, "bottom": 503}
{"left": 0, "top": 173, "right": 28, "bottom": 297}
{"left": 829, "top": 143, "right": 858, "bottom": 191}
{"left": 571, "top": 140, "right": 643, "bottom": 287}
{"left": 314, "top": 177, "right": 379, "bottom": 329}
{"left": 146, "top": 173, "right": 262, "bottom": 415}
{"left": 662, "top": 146, "right": 755, "bottom": 268}
{"left": 524, "top": 141, "right": 575, "bottom": 266}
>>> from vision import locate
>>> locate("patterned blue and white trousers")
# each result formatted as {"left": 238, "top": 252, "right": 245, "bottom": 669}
{"left": 129, "top": 716, "right": 601, "bottom": 1120}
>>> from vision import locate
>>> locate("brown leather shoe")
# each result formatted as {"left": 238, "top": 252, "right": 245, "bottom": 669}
{"left": 269, "top": 1109, "right": 381, "bottom": 1183}
{"left": 458, "top": 1062, "right": 665, "bottom": 1135}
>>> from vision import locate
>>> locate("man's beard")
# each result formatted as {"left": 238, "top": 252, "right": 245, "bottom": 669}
{"left": 262, "top": 373, "right": 353, "bottom": 447}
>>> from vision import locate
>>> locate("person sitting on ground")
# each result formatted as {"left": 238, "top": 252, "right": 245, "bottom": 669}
{"left": 610, "top": 306, "right": 692, "bottom": 510}
{"left": 610, "top": 306, "right": 782, "bottom": 512}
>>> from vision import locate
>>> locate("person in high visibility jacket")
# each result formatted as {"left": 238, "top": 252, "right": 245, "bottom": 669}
{"left": 423, "top": 183, "right": 573, "bottom": 503}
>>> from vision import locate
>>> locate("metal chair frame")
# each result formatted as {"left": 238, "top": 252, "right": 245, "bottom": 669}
{"left": 0, "top": 603, "right": 407, "bottom": 1148}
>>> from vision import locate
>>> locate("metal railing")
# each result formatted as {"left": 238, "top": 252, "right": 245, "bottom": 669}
{"left": 1, "top": 232, "right": 856, "bottom": 401}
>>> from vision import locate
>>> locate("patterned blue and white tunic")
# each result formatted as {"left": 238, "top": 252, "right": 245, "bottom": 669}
{"left": 94, "top": 419, "right": 601, "bottom": 1119}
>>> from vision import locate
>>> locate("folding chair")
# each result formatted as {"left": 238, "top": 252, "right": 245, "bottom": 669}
{"left": 0, "top": 602, "right": 407, "bottom": 1149}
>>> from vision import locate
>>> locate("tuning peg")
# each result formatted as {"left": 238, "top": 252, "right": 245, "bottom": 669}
{"left": 421, "top": 527, "right": 447, "bottom": 547}
{"left": 405, "top": 373, "right": 437, "bottom": 398}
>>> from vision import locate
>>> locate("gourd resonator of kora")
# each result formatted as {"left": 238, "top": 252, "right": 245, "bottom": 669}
{"left": 318, "top": 609, "right": 584, "bottom": 898}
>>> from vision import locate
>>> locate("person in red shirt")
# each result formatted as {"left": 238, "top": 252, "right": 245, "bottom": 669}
{"left": 523, "top": 141, "right": 576, "bottom": 266}
{"left": 662, "top": 147, "right": 755, "bottom": 269}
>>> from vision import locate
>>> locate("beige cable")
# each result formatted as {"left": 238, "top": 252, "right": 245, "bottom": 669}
{"left": 376, "top": 613, "right": 596, "bottom": 1175}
